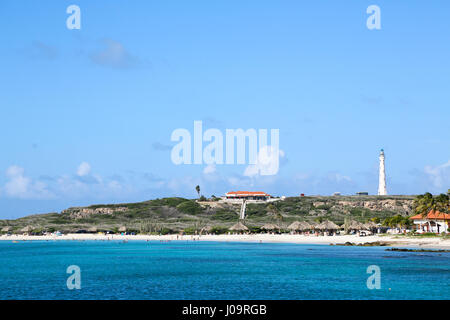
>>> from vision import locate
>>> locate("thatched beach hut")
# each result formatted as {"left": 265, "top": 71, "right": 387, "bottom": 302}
{"left": 261, "top": 223, "right": 280, "bottom": 232}
{"left": 363, "top": 221, "right": 377, "bottom": 230}
{"left": 88, "top": 226, "right": 98, "bottom": 233}
{"left": 1, "top": 226, "right": 12, "bottom": 232}
{"left": 300, "top": 221, "right": 313, "bottom": 231}
{"left": 20, "top": 226, "right": 33, "bottom": 234}
{"left": 288, "top": 221, "right": 302, "bottom": 231}
{"left": 200, "top": 226, "right": 212, "bottom": 235}
{"left": 229, "top": 222, "right": 249, "bottom": 233}
{"left": 317, "top": 220, "right": 340, "bottom": 231}
{"left": 309, "top": 221, "right": 319, "bottom": 229}
{"left": 349, "top": 221, "right": 365, "bottom": 232}
{"left": 288, "top": 221, "right": 312, "bottom": 233}
{"left": 118, "top": 226, "right": 127, "bottom": 233}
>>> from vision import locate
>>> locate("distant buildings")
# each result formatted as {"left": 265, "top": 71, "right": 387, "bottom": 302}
{"left": 222, "top": 191, "right": 283, "bottom": 205}
{"left": 224, "top": 191, "right": 272, "bottom": 201}
{"left": 298, "top": 150, "right": 389, "bottom": 197}
{"left": 410, "top": 210, "right": 450, "bottom": 233}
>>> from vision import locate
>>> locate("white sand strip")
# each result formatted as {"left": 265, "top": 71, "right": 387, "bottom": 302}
{"left": 1, "top": 233, "right": 449, "bottom": 249}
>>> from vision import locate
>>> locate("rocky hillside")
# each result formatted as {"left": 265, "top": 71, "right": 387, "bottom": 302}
{"left": 0, "top": 195, "right": 416, "bottom": 234}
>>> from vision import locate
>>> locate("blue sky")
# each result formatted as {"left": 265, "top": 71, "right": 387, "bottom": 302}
{"left": 0, "top": 1, "right": 449, "bottom": 218}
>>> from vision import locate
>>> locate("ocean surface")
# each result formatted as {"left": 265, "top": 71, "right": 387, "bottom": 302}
{"left": 0, "top": 240, "right": 448, "bottom": 300}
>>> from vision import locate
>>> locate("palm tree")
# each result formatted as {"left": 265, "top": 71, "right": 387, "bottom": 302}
{"left": 413, "top": 193, "right": 435, "bottom": 232}
{"left": 413, "top": 192, "right": 450, "bottom": 233}
{"left": 435, "top": 193, "right": 449, "bottom": 213}
{"left": 195, "top": 185, "right": 200, "bottom": 198}
{"left": 435, "top": 193, "right": 449, "bottom": 233}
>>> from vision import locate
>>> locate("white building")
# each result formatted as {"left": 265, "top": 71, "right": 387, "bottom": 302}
{"left": 222, "top": 191, "right": 279, "bottom": 203}
{"left": 410, "top": 210, "right": 450, "bottom": 233}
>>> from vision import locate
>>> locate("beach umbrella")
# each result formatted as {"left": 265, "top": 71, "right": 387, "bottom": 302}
{"left": 363, "top": 221, "right": 377, "bottom": 230}
{"left": 230, "top": 222, "right": 249, "bottom": 232}
{"left": 88, "top": 226, "right": 98, "bottom": 233}
{"left": 118, "top": 226, "right": 127, "bottom": 232}
{"left": 288, "top": 221, "right": 303, "bottom": 231}
{"left": 349, "top": 221, "right": 364, "bottom": 230}
{"left": 299, "top": 221, "right": 314, "bottom": 231}
{"left": 1, "top": 226, "right": 12, "bottom": 232}
{"left": 200, "top": 226, "right": 212, "bottom": 234}
{"left": 261, "top": 223, "right": 280, "bottom": 231}
{"left": 288, "top": 221, "right": 311, "bottom": 231}
{"left": 292, "top": 221, "right": 313, "bottom": 231}
{"left": 20, "top": 226, "right": 33, "bottom": 233}
{"left": 317, "top": 220, "right": 339, "bottom": 230}
{"left": 308, "top": 221, "right": 320, "bottom": 229}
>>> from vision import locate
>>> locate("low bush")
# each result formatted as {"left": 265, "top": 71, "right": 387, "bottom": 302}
{"left": 176, "top": 201, "right": 203, "bottom": 215}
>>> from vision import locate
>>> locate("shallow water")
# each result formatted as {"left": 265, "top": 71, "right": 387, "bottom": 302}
{"left": 0, "top": 241, "right": 448, "bottom": 300}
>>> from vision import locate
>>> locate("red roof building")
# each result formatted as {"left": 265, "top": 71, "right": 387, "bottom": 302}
{"left": 410, "top": 210, "right": 450, "bottom": 233}
{"left": 410, "top": 210, "right": 450, "bottom": 221}
{"left": 225, "top": 191, "right": 272, "bottom": 201}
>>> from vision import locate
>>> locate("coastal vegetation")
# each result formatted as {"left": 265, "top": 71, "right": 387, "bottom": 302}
{"left": 0, "top": 194, "right": 447, "bottom": 236}
{"left": 413, "top": 192, "right": 449, "bottom": 216}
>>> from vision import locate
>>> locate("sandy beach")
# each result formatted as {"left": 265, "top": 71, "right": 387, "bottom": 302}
{"left": 1, "top": 233, "right": 449, "bottom": 249}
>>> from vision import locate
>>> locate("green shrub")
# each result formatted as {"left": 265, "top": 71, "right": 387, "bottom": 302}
{"left": 210, "top": 226, "right": 229, "bottom": 234}
{"left": 160, "top": 227, "right": 173, "bottom": 235}
{"left": 176, "top": 201, "right": 203, "bottom": 215}
{"left": 151, "top": 197, "right": 188, "bottom": 207}
{"left": 212, "top": 209, "right": 238, "bottom": 221}
{"left": 246, "top": 204, "right": 267, "bottom": 217}
{"left": 382, "top": 215, "right": 411, "bottom": 228}
{"left": 248, "top": 226, "right": 262, "bottom": 233}
{"left": 183, "top": 227, "right": 197, "bottom": 235}
{"left": 415, "top": 232, "right": 438, "bottom": 237}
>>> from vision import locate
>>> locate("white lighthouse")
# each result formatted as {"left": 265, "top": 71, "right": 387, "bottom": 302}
{"left": 378, "top": 149, "right": 387, "bottom": 195}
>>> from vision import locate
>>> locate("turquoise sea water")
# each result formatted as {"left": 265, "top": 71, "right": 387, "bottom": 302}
{"left": 0, "top": 240, "right": 448, "bottom": 300}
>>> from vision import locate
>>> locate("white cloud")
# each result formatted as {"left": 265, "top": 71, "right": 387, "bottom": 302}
{"left": 244, "top": 147, "right": 285, "bottom": 177}
{"left": 424, "top": 160, "right": 450, "bottom": 189}
{"left": 293, "top": 173, "right": 311, "bottom": 181}
{"left": 203, "top": 164, "right": 216, "bottom": 175}
{"left": 4, "top": 165, "right": 53, "bottom": 199}
{"left": 332, "top": 173, "right": 352, "bottom": 183}
{"left": 77, "top": 162, "right": 91, "bottom": 177}
{"left": 5, "top": 166, "right": 29, "bottom": 197}
{"left": 54, "top": 163, "right": 127, "bottom": 199}
{"left": 0, "top": 163, "right": 131, "bottom": 201}
{"left": 90, "top": 39, "right": 137, "bottom": 68}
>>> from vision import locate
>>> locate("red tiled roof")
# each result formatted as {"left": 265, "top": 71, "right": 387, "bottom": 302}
{"left": 226, "top": 191, "right": 271, "bottom": 197}
{"left": 410, "top": 210, "right": 450, "bottom": 220}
